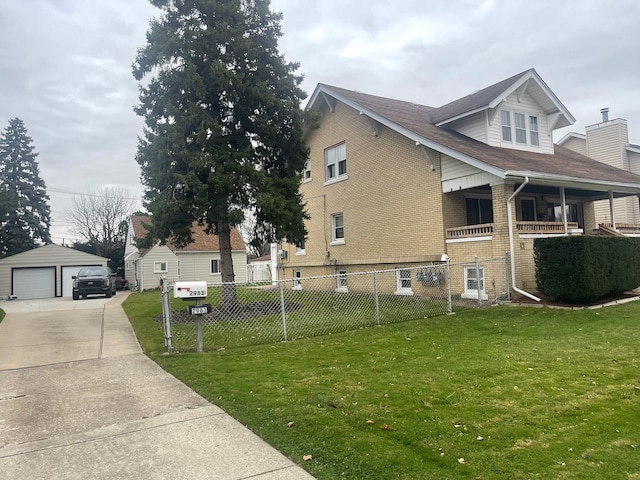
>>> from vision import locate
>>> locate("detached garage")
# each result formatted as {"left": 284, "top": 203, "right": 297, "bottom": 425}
{"left": 0, "top": 244, "right": 109, "bottom": 300}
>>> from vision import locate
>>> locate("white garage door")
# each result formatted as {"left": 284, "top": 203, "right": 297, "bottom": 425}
{"left": 13, "top": 267, "right": 56, "bottom": 300}
{"left": 61, "top": 265, "right": 101, "bottom": 297}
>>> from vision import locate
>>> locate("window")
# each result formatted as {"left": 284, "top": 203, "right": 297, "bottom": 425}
{"left": 336, "top": 269, "right": 348, "bottom": 293}
{"left": 210, "top": 259, "right": 220, "bottom": 275}
{"left": 463, "top": 266, "right": 487, "bottom": 300}
{"left": 325, "top": 143, "right": 347, "bottom": 182}
{"left": 177, "top": 260, "right": 181, "bottom": 276}
{"left": 501, "top": 110, "right": 512, "bottom": 142}
{"left": 529, "top": 116, "right": 539, "bottom": 146}
{"left": 465, "top": 197, "right": 493, "bottom": 225}
{"left": 520, "top": 198, "right": 536, "bottom": 221}
{"left": 515, "top": 113, "right": 527, "bottom": 144}
{"left": 295, "top": 241, "right": 306, "bottom": 256}
{"left": 331, "top": 213, "right": 345, "bottom": 245}
{"left": 547, "top": 202, "right": 581, "bottom": 226}
{"left": 303, "top": 160, "right": 312, "bottom": 182}
{"left": 153, "top": 261, "right": 168, "bottom": 273}
{"left": 293, "top": 269, "right": 302, "bottom": 290}
{"left": 395, "top": 269, "right": 413, "bottom": 295}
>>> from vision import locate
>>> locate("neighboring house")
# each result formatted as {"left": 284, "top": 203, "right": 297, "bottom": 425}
{"left": 281, "top": 68, "right": 640, "bottom": 298}
{"left": 247, "top": 244, "right": 279, "bottom": 284}
{"left": 0, "top": 244, "right": 109, "bottom": 300}
{"left": 124, "top": 215, "right": 248, "bottom": 290}
{"left": 557, "top": 108, "right": 640, "bottom": 230}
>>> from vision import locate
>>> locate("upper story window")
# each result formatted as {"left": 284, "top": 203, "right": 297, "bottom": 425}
{"left": 529, "top": 116, "right": 539, "bottom": 146}
{"left": 501, "top": 111, "right": 512, "bottom": 142}
{"left": 331, "top": 213, "right": 345, "bottom": 245}
{"left": 303, "top": 160, "right": 312, "bottom": 183}
{"left": 515, "top": 113, "right": 527, "bottom": 144}
{"left": 501, "top": 110, "right": 540, "bottom": 147}
{"left": 325, "top": 142, "right": 347, "bottom": 184}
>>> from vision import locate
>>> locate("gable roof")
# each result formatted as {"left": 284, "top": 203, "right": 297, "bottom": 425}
{"left": 308, "top": 80, "right": 640, "bottom": 195}
{"left": 129, "top": 215, "right": 245, "bottom": 254}
{"left": 0, "top": 243, "right": 108, "bottom": 263}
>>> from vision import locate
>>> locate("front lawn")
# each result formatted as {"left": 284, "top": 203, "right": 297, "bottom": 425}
{"left": 123, "top": 293, "right": 640, "bottom": 479}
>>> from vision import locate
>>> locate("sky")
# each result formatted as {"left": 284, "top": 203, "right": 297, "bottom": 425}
{"left": 1, "top": 0, "right": 639, "bottom": 245}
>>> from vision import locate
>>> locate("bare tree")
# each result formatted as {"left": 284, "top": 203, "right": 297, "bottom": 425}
{"left": 65, "top": 187, "right": 138, "bottom": 258}
{"left": 237, "top": 209, "right": 273, "bottom": 259}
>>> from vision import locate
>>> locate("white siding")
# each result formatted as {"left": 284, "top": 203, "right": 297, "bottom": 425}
{"left": 487, "top": 91, "right": 554, "bottom": 154}
{"left": 139, "top": 244, "right": 178, "bottom": 290}
{"left": 585, "top": 120, "right": 629, "bottom": 170}
{"left": 629, "top": 151, "right": 640, "bottom": 176}
{"left": 440, "top": 154, "right": 501, "bottom": 192}
{"left": 447, "top": 112, "right": 487, "bottom": 143}
{"left": 177, "top": 251, "right": 248, "bottom": 284}
{"left": 560, "top": 136, "right": 588, "bottom": 156}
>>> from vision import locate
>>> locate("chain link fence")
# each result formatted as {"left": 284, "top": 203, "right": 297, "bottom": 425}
{"left": 159, "top": 256, "right": 511, "bottom": 353}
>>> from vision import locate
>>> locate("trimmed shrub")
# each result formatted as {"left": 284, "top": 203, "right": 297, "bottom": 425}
{"left": 534, "top": 236, "right": 640, "bottom": 303}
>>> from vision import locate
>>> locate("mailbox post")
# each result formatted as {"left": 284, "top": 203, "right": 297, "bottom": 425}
{"left": 173, "top": 281, "right": 210, "bottom": 353}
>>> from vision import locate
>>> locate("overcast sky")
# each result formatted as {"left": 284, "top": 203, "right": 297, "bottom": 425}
{"left": 1, "top": 0, "right": 639, "bottom": 244}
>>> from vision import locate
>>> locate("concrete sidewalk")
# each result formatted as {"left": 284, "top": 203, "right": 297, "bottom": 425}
{"left": 0, "top": 294, "right": 315, "bottom": 479}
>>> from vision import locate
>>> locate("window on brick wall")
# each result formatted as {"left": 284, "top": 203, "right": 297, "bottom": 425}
{"left": 331, "top": 213, "right": 345, "bottom": 245}
{"left": 395, "top": 268, "right": 414, "bottom": 296}
{"left": 325, "top": 142, "right": 347, "bottom": 184}
{"left": 465, "top": 197, "right": 493, "bottom": 225}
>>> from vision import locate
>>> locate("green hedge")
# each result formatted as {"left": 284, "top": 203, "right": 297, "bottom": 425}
{"left": 534, "top": 236, "right": 640, "bottom": 303}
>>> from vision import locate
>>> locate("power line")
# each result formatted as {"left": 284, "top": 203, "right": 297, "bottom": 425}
{"left": 47, "top": 187, "right": 142, "bottom": 201}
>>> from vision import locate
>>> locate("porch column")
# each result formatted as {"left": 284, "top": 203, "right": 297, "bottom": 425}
{"left": 609, "top": 191, "right": 616, "bottom": 229}
{"left": 560, "top": 187, "right": 567, "bottom": 234}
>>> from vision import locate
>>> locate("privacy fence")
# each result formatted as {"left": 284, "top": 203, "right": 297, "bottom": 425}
{"left": 159, "top": 256, "right": 511, "bottom": 353}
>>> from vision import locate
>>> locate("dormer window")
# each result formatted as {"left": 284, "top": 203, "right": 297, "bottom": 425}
{"left": 501, "top": 110, "right": 540, "bottom": 147}
{"left": 501, "top": 111, "right": 512, "bottom": 142}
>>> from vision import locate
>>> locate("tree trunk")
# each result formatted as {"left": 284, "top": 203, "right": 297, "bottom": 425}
{"left": 218, "top": 221, "right": 238, "bottom": 307}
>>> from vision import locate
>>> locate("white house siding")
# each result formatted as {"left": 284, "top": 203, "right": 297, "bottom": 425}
{"left": 585, "top": 120, "right": 629, "bottom": 170}
{"left": 139, "top": 244, "right": 178, "bottom": 290}
{"left": 0, "top": 244, "right": 107, "bottom": 298}
{"left": 177, "top": 250, "right": 248, "bottom": 284}
{"left": 440, "top": 154, "right": 501, "bottom": 192}
{"left": 447, "top": 112, "right": 487, "bottom": 144}
{"left": 487, "top": 91, "right": 554, "bottom": 154}
{"left": 560, "top": 136, "right": 588, "bottom": 156}
{"left": 629, "top": 151, "right": 640, "bottom": 176}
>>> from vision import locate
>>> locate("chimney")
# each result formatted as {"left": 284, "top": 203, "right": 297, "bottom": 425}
{"left": 600, "top": 108, "right": 609, "bottom": 122}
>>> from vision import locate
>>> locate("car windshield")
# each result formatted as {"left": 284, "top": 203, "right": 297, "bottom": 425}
{"left": 78, "top": 268, "right": 108, "bottom": 277}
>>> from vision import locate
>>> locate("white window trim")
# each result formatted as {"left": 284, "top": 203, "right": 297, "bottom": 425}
{"left": 303, "top": 160, "right": 312, "bottom": 183}
{"left": 153, "top": 261, "right": 168, "bottom": 274}
{"left": 331, "top": 213, "right": 345, "bottom": 245}
{"left": 462, "top": 266, "right": 488, "bottom": 300}
{"left": 500, "top": 109, "right": 541, "bottom": 148}
{"left": 293, "top": 269, "right": 302, "bottom": 290}
{"left": 514, "top": 112, "right": 527, "bottom": 144}
{"left": 325, "top": 142, "right": 347, "bottom": 183}
{"left": 210, "top": 258, "right": 221, "bottom": 276}
{"left": 394, "top": 269, "right": 414, "bottom": 296}
{"left": 335, "top": 269, "right": 348, "bottom": 293}
{"left": 295, "top": 247, "right": 306, "bottom": 256}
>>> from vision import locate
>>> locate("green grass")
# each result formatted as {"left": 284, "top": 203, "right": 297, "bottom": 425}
{"left": 123, "top": 292, "right": 640, "bottom": 479}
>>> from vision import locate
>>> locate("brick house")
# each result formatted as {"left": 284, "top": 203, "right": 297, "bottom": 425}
{"left": 281, "top": 68, "right": 640, "bottom": 300}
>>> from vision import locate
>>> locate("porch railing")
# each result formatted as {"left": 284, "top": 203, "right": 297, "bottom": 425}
{"left": 600, "top": 223, "right": 640, "bottom": 234}
{"left": 446, "top": 223, "right": 494, "bottom": 239}
{"left": 516, "top": 221, "right": 579, "bottom": 233}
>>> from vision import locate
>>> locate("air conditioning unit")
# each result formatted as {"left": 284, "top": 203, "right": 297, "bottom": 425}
{"left": 278, "top": 250, "right": 288, "bottom": 259}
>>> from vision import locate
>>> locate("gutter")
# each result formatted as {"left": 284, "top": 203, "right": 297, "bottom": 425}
{"left": 507, "top": 177, "right": 541, "bottom": 302}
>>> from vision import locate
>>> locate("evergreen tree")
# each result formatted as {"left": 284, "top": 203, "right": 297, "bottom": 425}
{"left": 0, "top": 118, "right": 51, "bottom": 257}
{"left": 133, "top": 0, "right": 309, "bottom": 304}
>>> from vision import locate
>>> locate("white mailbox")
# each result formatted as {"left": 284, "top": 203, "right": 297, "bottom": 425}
{"left": 173, "top": 281, "right": 208, "bottom": 300}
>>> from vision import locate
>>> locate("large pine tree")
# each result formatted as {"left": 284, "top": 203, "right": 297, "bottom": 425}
{"left": 0, "top": 118, "right": 51, "bottom": 258}
{"left": 133, "top": 0, "right": 309, "bottom": 304}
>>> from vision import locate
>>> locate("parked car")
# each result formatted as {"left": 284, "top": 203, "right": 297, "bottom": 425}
{"left": 72, "top": 267, "right": 116, "bottom": 300}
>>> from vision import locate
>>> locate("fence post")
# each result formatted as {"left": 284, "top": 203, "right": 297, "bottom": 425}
{"left": 475, "top": 256, "right": 482, "bottom": 305}
{"left": 195, "top": 298, "right": 203, "bottom": 353}
{"left": 505, "top": 252, "right": 511, "bottom": 301}
{"left": 373, "top": 271, "right": 380, "bottom": 326}
{"left": 161, "top": 278, "right": 173, "bottom": 353}
{"left": 446, "top": 257, "right": 452, "bottom": 314}
{"left": 279, "top": 280, "right": 288, "bottom": 341}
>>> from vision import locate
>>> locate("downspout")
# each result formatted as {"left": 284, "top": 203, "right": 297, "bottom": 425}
{"left": 507, "top": 177, "right": 541, "bottom": 302}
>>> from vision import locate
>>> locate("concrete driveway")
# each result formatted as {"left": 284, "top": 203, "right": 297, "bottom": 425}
{"left": 0, "top": 294, "right": 314, "bottom": 479}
